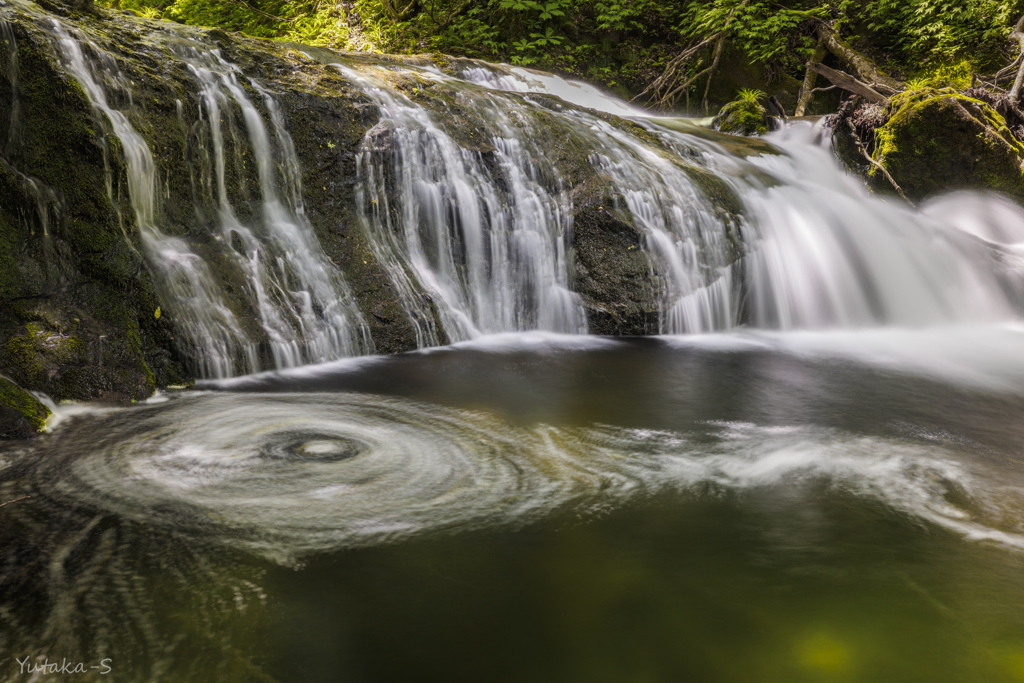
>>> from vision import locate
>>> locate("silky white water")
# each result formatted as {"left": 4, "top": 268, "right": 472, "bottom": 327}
{"left": 25, "top": 18, "right": 1024, "bottom": 376}
{"left": 52, "top": 22, "right": 373, "bottom": 378}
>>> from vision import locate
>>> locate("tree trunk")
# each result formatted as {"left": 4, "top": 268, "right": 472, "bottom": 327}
{"left": 1008, "top": 15, "right": 1024, "bottom": 103}
{"left": 795, "top": 40, "right": 828, "bottom": 116}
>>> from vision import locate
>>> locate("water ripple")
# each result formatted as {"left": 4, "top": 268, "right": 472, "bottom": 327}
{"left": 28, "top": 392, "right": 1024, "bottom": 566}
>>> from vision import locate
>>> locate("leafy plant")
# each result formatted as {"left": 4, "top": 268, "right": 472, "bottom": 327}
{"left": 736, "top": 88, "right": 766, "bottom": 105}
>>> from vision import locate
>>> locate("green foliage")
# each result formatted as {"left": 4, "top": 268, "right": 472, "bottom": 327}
{"left": 93, "top": 0, "right": 1024, "bottom": 108}
{"left": 715, "top": 94, "right": 768, "bottom": 136}
{"left": 98, "top": 0, "right": 348, "bottom": 46}
{"left": 499, "top": 0, "right": 568, "bottom": 21}
{"left": 736, "top": 88, "right": 765, "bottom": 105}
{"left": 286, "top": 3, "right": 349, "bottom": 48}
{"left": 846, "top": 0, "right": 1017, "bottom": 69}
{"left": 905, "top": 60, "right": 974, "bottom": 91}
{"left": 677, "top": 0, "right": 826, "bottom": 66}
{"left": 593, "top": 1, "right": 653, "bottom": 31}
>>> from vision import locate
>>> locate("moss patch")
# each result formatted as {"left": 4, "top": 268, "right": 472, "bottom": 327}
{"left": 714, "top": 99, "right": 769, "bottom": 137}
{"left": 871, "top": 88, "right": 1024, "bottom": 202}
{"left": 0, "top": 376, "right": 50, "bottom": 437}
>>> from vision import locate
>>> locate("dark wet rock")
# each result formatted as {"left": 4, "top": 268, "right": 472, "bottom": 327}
{"left": 569, "top": 170, "right": 660, "bottom": 335}
{"left": 0, "top": 17, "right": 180, "bottom": 404}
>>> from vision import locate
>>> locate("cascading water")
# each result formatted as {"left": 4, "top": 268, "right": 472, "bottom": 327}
{"left": 19, "top": 12, "right": 1024, "bottom": 377}
{"left": 54, "top": 24, "right": 259, "bottom": 377}
{"left": 51, "top": 23, "right": 372, "bottom": 378}
{"left": 341, "top": 62, "right": 587, "bottom": 342}
{"left": 461, "top": 62, "right": 1019, "bottom": 332}
{"left": 182, "top": 48, "right": 373, "bottom": 367}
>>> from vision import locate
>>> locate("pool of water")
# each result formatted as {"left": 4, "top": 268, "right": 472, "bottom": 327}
{"left": 3, "top": 329, "right": 1024, "bottom": 682}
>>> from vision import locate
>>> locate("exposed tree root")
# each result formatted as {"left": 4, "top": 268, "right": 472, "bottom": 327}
{"left": 844, "top": 118, "right": 914, "bottom": 207}
{"left": 631, "top": 0, "right": 750, "bottom": 111}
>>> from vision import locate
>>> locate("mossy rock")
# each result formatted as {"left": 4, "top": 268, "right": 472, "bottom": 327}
{"left": 714, "top": 99, "right": 769, "bottom": 137}
{"left": 0, "top": 376, "right": 50, "bottom": 438}
{"left": 871, "top": 88, "right": 1024, "bottom": 202}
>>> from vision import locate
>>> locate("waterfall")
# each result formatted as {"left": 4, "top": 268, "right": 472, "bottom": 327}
{"left": 18, "top": 15, "right": 1024, "bottom": 380}
{"left": 182, "top": 48, "right": 373, "bottom": 367}
{"left": 460, "top": 61, "right": 1018, "bottom": 331}
{"left": 340, "top": 62, "right": 587, "bottom": 342}
{"left": 51, "top": 23, "right": 372, "bottom": 377}
{"left": 54, "top": 23, "right": 258, "bottom": 378}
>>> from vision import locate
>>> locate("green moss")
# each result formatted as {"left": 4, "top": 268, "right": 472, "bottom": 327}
{"left": 871, "top": 88, "right": 1024, "bottom": 202}
{"left": 0, "top": 376, "right": 50, "bottom": 432}
{"left": 1, "top": 331, "right": 47, "bottom": 388}
{"left": 713, "top": 99, "right": 769, "bottom": 137}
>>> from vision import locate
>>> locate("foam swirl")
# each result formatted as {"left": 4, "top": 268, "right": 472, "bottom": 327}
{"left": 42, "top": 393, "right": 648, "bottom": 564}
{"left": 31, "top": 392, "right": 1024, "bottom": 566}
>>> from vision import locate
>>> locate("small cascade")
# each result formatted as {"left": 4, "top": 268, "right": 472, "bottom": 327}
{"left": 52, "top": 23, "right": 372, "bottom": 377}
{"left": 183, "top": 48, "right": 373, "bottom": 367}
{"left": 583, "top": 120, "right": 741, "bottom": 333}
{"left": 0, "top": 19, "right": 20, "bottom": 156}
{"left": 460, "top": 62, "right": 1019, "bottom": 331}
{"left": 53, "top": 23, "right": 258, "bottom": 378}
{"left": 734, "top": 126, "right": 1014, "bottom": 328}
{"left": 339, "top": 62, "right": 586, "bottom": 341}
{"left": 462, "top": 62, "right": 752, "bottom": 333}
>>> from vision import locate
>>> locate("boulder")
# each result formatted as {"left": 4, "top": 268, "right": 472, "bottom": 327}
{"left": 854, "top": 88, "right": 1024, "bottom": 203}
{"left": 714, "top": 98, "right": 770, "bottom": 137}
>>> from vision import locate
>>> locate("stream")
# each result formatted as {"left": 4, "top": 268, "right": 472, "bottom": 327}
{"left": 3, "top": 7, "right": 1024, "bottom": 680}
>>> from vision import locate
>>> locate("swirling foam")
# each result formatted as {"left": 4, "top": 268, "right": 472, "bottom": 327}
{"left": 36, "top": 392, "right": 1024, "bottom": 565}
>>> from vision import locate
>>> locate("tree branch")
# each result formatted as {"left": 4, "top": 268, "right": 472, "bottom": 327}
{"left": 816, "top": 22, "right": 903, "bottom": 94}
{"left": 845, "top": 118, "right": 914, "bottom": 207}
{"left": 634, "top": 0, "right": 751, "bottom": 109}
{"left": 807, "top": 62, "right": 887, "bottom": 103}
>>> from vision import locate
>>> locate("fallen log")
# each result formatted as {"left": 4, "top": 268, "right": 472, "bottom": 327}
{"left": 816, "top": 24, "right": 903, "bottom": 94}
{"left": 806, "top": 62, "right": 888, "bottom": 104}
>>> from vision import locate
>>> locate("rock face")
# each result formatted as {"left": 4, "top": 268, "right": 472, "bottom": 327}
{"left": 571, "top": 198, "right": 659, "bottom": 336}
{"left": 833, "top": 88, "right": 1024, "bottom": 203}
{"left": 0, "top": 8, "right": 184, "bottom": 413}
{"left": 0, "top": 376, "right": 49, "bottom": 438}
